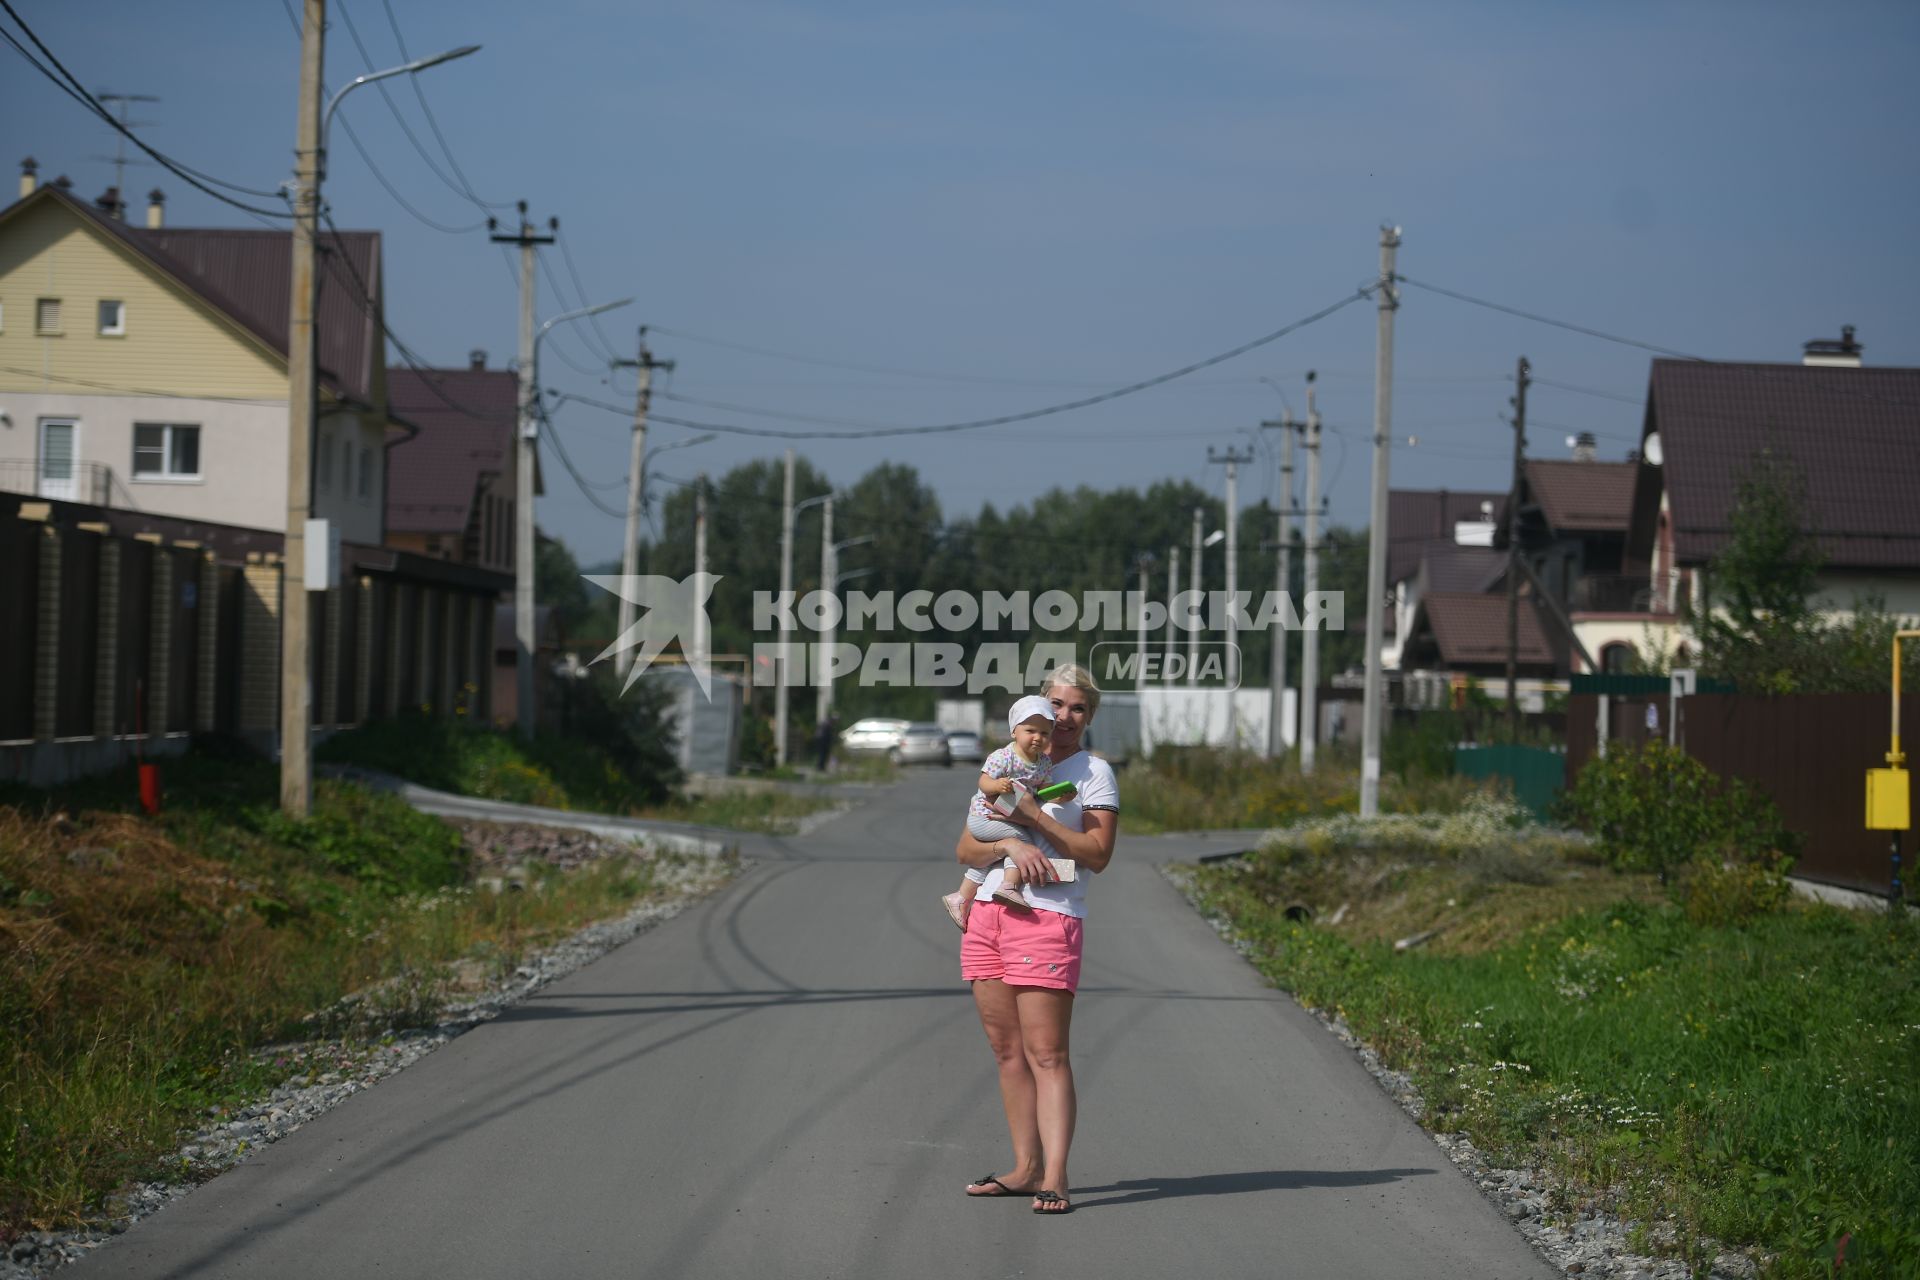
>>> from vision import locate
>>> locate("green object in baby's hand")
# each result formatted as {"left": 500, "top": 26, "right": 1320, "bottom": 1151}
{"left": 1034, "top": 781, "right": 1078, "bottom": 802}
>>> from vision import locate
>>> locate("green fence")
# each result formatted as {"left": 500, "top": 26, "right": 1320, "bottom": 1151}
{"left": 1454, "top": 744, "right": 1565, "bottom": 822}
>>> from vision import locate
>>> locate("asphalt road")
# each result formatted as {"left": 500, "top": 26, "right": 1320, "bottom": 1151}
{"left": 73, "top": 768, "right": 1551, "bottom": 1279}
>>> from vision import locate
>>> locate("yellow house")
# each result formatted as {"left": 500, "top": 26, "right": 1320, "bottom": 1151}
{"left": 0, "top": 170, "right": 389, "bottom": 544}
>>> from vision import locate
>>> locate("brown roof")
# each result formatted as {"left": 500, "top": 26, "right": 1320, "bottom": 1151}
{"left": 386, "top": 365, "right": 517, "bottom": 534}
{"left": 1386, "top": 488, "right": 1506, "bottom": 586}
{"left": 1403, "top": 591, "right": 1556, "bottom": 671}
{"left": 1, "top": 185, "right": 382, "bottom": 404}
{"left": 1646, "top": 359, "right": 1920, "bottom": 569}
{"left": 1524, "top": 460, "right": 1636, "bottom": 532}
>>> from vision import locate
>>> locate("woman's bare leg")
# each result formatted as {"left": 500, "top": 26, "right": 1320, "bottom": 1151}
{"left": 1015, "top": 986, "right": 1076, "bottom": 1206}
{"left": 970, "top": 979, "right": 1043, "bottom": 1192}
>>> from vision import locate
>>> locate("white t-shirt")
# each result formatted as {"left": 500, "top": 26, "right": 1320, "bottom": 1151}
{"left": 975, "top": 749, "right": 1118, "bottom": 920}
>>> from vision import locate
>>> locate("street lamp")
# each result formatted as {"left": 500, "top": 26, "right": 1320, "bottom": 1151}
{"left": 775, "top": 489, "right": 833, "bottom": 766}
{"left": 280, "top": 8, "right": 479, "bottom": 815}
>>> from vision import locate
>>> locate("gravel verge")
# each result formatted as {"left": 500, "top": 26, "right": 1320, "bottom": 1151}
{"left": 1163, "top": 864, "right": 1766, "bottom": 1280}
{"left": 3, "top": 829, "right": 739, "bottom": 1279}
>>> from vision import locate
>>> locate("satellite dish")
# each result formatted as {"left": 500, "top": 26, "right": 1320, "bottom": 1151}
{"left": 1642, "top": 432, "right": 1664, "bottom": 466}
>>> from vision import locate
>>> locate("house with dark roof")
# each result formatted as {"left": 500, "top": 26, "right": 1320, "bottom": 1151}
{"left": 1381, "top": 487, "right": 1505, "bottom": 671}
{"left": 0, "top": 168, "right": 390, "bottom": 544}
{"left": 385, "top": 351, "right": 532, "bottom": 574}
{"left": 1630, "top": 342, "right": 1920, "bottom": 628}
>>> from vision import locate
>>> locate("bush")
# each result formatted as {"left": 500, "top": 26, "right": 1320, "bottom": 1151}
{"left": 1563, "top": 741, "right": 1795, "bottom": 884}
{"left": 1680, "top": 851, "right": 1793, "bottom": 927}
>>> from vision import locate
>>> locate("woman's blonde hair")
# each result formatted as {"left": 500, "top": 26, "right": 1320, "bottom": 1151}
{"left": 1044, "top": 661, "right": 1102, "bottom": 717}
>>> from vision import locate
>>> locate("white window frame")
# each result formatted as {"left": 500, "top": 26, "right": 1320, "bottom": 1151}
{"left": 131, "top": 422, "right": 203, "bottom": 483}
{"left": 97, "top": 299, "right": 127, "bottom": 336}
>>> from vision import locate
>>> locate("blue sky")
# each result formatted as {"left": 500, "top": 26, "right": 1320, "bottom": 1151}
{"left": 6, "top": 0, "right": 1917, "bottom": 565}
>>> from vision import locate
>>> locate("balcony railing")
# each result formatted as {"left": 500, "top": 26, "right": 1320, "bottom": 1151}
{"left": 0, "top": 459, "right": 116, "bottom": 507}
{"left": 1573, "top": 573, "right": 1674, "bottom": 615}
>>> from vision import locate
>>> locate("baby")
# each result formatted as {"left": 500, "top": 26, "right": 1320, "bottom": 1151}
{"left": 941, "top": 695, "right": 1074, "bottom": 930}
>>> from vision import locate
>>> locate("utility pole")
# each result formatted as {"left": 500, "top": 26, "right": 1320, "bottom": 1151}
{"left": 1360, "top": 225, "right": 1402, "bottom": 818}
{"left": 613, "top": 330, "right": 673, "bottom": 677}
{"left": 693, "top": 475, "right": 709, "bottom": 673}
{"left": 1188, "top": 508, "right": 1203, "bottom": 688}
{"left": 491, "top": 204, "right": 556, "bottom": 739}
{"left": 1300, "top": 372, "right": 1323, "bottom": 774}
{"left": 1506, "top": 355, "right": 1530, "bottom": 740}
{"left": 1165, "top": 546, "right": 1180, "bottom": 672}
{"left": 1262, "top": 414, "right": 1299, "bottom": 757}
{"left": 1134, "top": 554, "right": 1154, "bottom": 691}
{"left": 776, "top": 451, "right": 796, "bottom": 765}
{"left": 1209, "top": 446, "right": 1255, "bottom": 742}
{"left": 817, "top": 496, "right": 834, "bottom": 732}
{"left": 279, "top": 0, "right": 324, "bottom": 816}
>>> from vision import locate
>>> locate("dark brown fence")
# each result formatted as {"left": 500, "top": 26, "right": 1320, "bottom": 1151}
{"left": 1568, "top": 692, "right": 1919, "bottom": 894}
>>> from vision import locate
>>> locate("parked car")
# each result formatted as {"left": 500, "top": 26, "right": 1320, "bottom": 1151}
{"left": 839, "top": 717, "right": 910, "bottom": 756}
{"left": 945, "top": 730, "right": 985, "bottom": 764}
{"left": 891, "top": 722, "right": 953, "bottom": 766}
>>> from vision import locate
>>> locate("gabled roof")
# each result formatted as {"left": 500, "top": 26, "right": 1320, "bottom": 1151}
{"left": 385, "top": 365, "right": 517, "bottom": 535}
{"left": 1645, "top": 359, "right": 1920, "bottom": 569}
{"left": 1524, "top": 460, "right": 1636, "bottom": 533}
{"left": 0, "top": 184, "right": 381, "bottom": 404}
{"left": 1402, "top": 591, "right": 1557, "bottom": 671}
{"left": 1387, "top": 488, "right": 1506, "bottom": 586}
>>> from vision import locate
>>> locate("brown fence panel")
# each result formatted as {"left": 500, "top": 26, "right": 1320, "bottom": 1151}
{"left": 334, "top": 582, "right": 359, "bottom": 726}
{"left": 0, "top": 522, "right": 38, "bottom": 739}
{"left": 213, "top": 566, "right": 244, "bottom": 737}
{"left": 115, "top": 540, "right": 154, "bottom": 738}
{"left": 164, "top": 548, "right": 201, "bottom": 734}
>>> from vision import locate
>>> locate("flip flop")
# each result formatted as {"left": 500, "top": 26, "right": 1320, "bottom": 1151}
{"left": 966, "top": 1175, "right": 1031, "bottom": 1198}
{"left": 1032, "top": 1190, "right": 1073, "bottom": 1214}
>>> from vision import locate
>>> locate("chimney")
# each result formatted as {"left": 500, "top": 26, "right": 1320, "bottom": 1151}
{"left": 94, "top": 185, "right": 124, "bottom": 220}
{"left": 53, "top": 174, "right": 73, "bottom": 191}
{"left": 1571, "top": 431, "right": 1597, "bottom": 463}
{"left": 146, "top": 188, "right": 165, "bottom": 229}
{"left": 468, "top": 349, "right": 487, "bottom": 371}
{"left": 1802, "top": 324, "right": 1863, "bottom": 368}
{"left": 18, "top": 156, "right": 36, "bottom": 199}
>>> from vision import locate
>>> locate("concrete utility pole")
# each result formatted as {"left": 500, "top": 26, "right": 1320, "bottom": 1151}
{"left": 1262, "top": 414, "right": 1299, "bottom": 757}
{"left": 1134, "top": 554, "right": 1154, "bottom": 691}
{"left": 1165, "top": 546, "right": 1180, "bottom": 671}
{"left": 1360, "top": 225, "right": 1402, "bottom": 818}
{"left": 1506, "top": 355, "right": 1530, "bottom": 740}
{"left": 491, "top": 205, "right": 556, "bottom": 739}
{"left": 1209, "top": 446, "right": 1255, "bottom": 742}
{"left": 1300, "top": 373, "right": 1323, "bottom": 774}
{"left": 1188, "top": 508, "right": 1203, "bottom": 688}
{"left": 613, "top": 330, "right": 674, "bottom": 677}
{"left": 817, "top": 496, "right": 834, "bottom": 729}
{"left": 693, "top": 476, "right": 709, "bottom": 673}
{"left": 279, "top": 0, "right": 324, "bottom": 816}
{"left": 778, "top": 477, "right": 834, "bottom": 767}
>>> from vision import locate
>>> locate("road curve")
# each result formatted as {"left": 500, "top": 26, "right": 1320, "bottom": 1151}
{"left": 71, "top": 768, "right": 1550, "bottom": 1279}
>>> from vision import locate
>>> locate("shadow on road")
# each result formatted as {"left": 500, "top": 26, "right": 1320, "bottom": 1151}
{"left": 1074, "top": 1166, "right": 1437, "bottom": 1208}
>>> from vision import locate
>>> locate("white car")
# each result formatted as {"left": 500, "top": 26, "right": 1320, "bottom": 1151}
{"left": 945, "top": 730, "right": 986, "bottom": 764}
{"left": 839, "top": 717, "right": 910, "bottom": 755}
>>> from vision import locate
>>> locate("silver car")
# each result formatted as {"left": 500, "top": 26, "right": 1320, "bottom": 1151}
{"left": 945, "top": 730, "right": 985, "bottom": 764}
{"left": 891, "top": 722, "right": 953, "bottom": 766}
{"left": 839, "top": 717, "right": 910, "bottom": 756}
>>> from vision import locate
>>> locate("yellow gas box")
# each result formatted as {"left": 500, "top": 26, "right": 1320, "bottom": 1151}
{"left": 1867, "top": 768, "right": 1910, "bottom": 831}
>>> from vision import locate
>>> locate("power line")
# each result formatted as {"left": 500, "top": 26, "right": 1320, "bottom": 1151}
{"left": 0, "top": 4, "right": 293, "bottom": 218}
{"left": 1399, "top": 277, "right": 1704, "bottom": 360}
{"left": 1528, "top": 375, "right": 1644, "bottom": 405}
{"left": 559, "top": 290, "right": 1373, "bottom": 441}
{"left": 556, "top": 228, "right": 624, "bottom": 365}
{"left": 379, "top": 0, "right": 513, "bottom": 211}
{"left": 538, "top": 405, "right": 629, "bottom": 518}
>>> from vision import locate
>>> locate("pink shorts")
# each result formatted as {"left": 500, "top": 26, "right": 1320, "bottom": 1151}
{"left": 960, "top": 901, "right": 1084, "bottom": 992}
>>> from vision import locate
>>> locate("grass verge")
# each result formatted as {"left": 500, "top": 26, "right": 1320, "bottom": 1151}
{"left": 0, "top": 747, "right": 696, "bottom": 1240}
{"left": 1185, "top": 800, "right": 1920, "bottom": 1278}
{"left": 1117, "top": 745, "right": 1493, "bottom": 834}
{"left": 318, "top": 715, "right": 842, "bottom": 832}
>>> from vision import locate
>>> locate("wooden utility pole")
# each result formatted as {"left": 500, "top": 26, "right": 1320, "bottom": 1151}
{"left": 1506, "top": 355, "right": 1530, "bottom": 740}
{"left": 613, "top": 331, "right": 673, "bottom": 676}
{"left": 490, "top": 204, "right": 555, "bottom": 738}
{"left": 279, "top": 0, "right": 324, "bottom": 816}
{"left": 1360, "top": 225, "right": 1400, "bottom": 818}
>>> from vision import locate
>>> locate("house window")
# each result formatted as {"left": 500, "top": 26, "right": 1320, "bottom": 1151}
{"left": 357, "top": 447, "right": 371, "bottom": 499}
{"left": 1600, "top": 643, "right": 1632, "bottom": 675}
{"left": 317, "top": 429, "right": 332, "bottom": 490}
{"left": 98, "top": 300, "right": 126, "bottom": 336}
{"left": 35, "top": 298, "right": 62, "bottom": 334}
{"left": 132, "top": 423, "right": 201, "bottom": 479}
